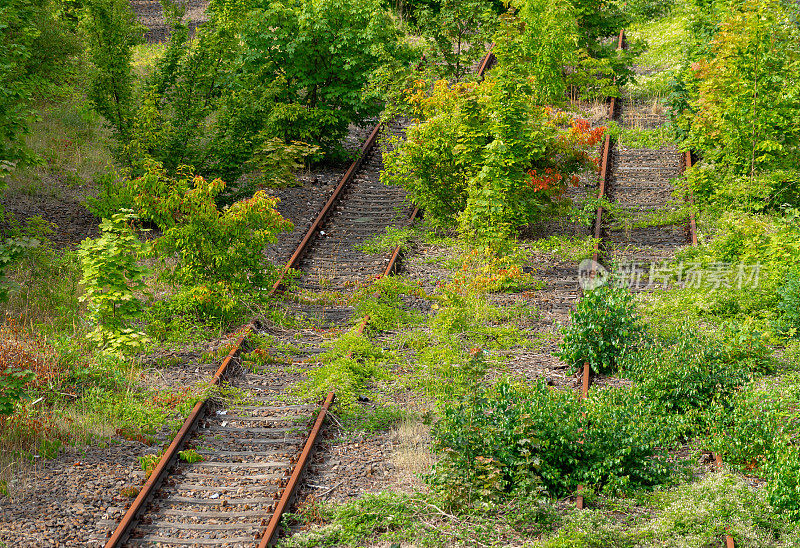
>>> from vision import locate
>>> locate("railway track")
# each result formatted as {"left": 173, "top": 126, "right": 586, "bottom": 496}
{"left": 103, "top": 49, "right": 495, "bottom": 548}
{"left": 577, "top": 31, "right": 734, "bottom": 548}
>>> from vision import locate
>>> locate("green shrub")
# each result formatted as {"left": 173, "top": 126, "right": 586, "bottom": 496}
{"left": 80, "top": 0, "right": 143, "bottom": 143}
{"left": 623, "top": 332, "right": 753, "bottom": 417}
{"left": 154, "top": 180, "right": 292, "bottom": 293}
{"left": 146, "top": 283, "right": 241, "bottom": 341}
{"left": 1, "top": 0, "right": 78, "bottom": 166}
{"left": 381, "top": 57, "right": 605, "bottom": 240}
{"left": 706, "top": 377, "right": 800, "bottom": 474}
{"left": 84, "top": 170, "right": 135, "bottom": 220}
{"left": 418, "top": 0, "right": 496, "bottom": 82}
{"left": 78, "top": 211, "right": 149, "bottom": 356}
{"left": 766, "top": 450, "right": 800, "bottom": 521}
{"left": 0, "top": 366, "right": 34, "bottom": 415}
{"left": 0, "top": 236, "right": 40, "bottom": 302}
{"left": 556, "top": 282, "right": 641, "bottom": 374}
{"left": 778, "top": 267, "right": 800, "bottom": 337}
{"left": 624, "top": 0, "right": 675, "bottom": 21}
{"left": 428, "top": 380, "right": 671, "bottom": 507}
{"left": 351, "top": 276, "right": 426, "bottom": 332}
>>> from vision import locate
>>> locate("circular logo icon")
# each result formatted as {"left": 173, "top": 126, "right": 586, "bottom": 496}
{"left": 578, "top": 259, "right": 609, "bottom": 290}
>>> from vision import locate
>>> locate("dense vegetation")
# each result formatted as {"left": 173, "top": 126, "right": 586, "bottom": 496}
{"left": 1, "top": 0, "right": 800, "bottom": 545}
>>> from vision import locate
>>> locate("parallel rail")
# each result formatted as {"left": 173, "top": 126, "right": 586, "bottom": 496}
{"left": 106, "top": 46, "right": 497, "bottom": 547}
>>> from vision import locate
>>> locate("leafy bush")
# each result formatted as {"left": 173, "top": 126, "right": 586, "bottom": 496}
{"left": 623, "top": 332, "right": 753, "bottom": 417}
{"left": 0, "top": 236, "right": 40, "bottom": 302}
{"left": 706, "top": 376, "right": 800, "bottom": 473}
{"left": 0, "top": 366, "right": 34, "bottom": 415}
{"left": 556, "top": 282, "right": 641, "bottom": 374}
{"left": 778, "top": 267, "right": 800, "bottom": 337}
{"left": 429, "top": 380, "right": 671, "bottom": 507}
{"left": 80, "top": 0, "right": 143, "bottom": 143}
{"left": 83, "top": 170, "right": 135, "bottom": 225}
{"left": 153, "top": 174, "right": 293, "bottom": 292}
{"left": 1, "top": 0, "right": 78, "bottom": 166}
{"left": 704, "top": 374, "right": 800, "bottom": 520}
{"left": 766, "top": 450, "right": 800, "bottom": 521}
{"left": 78, "top": 211, "right": 149, "bottom": 356}
{"left": 679, "top": 0, "right": 800, "bottom": 210}
{"left": 118, "top": 0, "right": 404, "bottom": 183}
{"left": 381, "top": 76, "right": 604, "bottom": 239}
{"left": 351, "top": 276, "right": 426, "bottom": 332}
{"left": 146, "top": 283, "right": 240, "bottom": 340}
{"left": 624, "top": 0, "right": 675, "bottom": 21}
{"left": 418, "top": 0, "right": 496, "bottom": 82}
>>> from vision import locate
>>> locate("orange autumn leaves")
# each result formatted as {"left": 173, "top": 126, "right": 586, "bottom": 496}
{"left": 527, "top": 117, "right": 605, "bottom": 192}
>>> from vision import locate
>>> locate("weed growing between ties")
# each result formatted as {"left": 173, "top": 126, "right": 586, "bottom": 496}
{"left": 291, "top": 330, "right": 395, "bottom": 410}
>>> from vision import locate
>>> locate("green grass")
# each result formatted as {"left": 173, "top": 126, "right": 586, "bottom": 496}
{"left": 628, "top": 5, "right": 692, "bottom": 72}
{"left": 626, "top": 5, "right": 693, "bottom": 101}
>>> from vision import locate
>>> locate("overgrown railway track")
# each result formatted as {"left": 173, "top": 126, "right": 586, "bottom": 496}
{"left": 104, "top": 50, "right": 495, "bottom": 548}
{"left": 578, "top": 30, "right": 733, "bottom": 547}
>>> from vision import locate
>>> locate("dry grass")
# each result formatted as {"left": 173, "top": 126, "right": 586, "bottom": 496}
{"left": 390, "top": 419, "right": 434, "bottom": 489}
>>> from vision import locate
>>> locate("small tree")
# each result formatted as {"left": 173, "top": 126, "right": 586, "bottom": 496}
{"left": 80, "top": 0, "right": 143, "bottom": 143}
{"left": 419, "top": 0, "right": 496, "bottom": 82}
{"left": 78, "top": 211, "right": 149, "bottom": 356}
{"left": 556, "top": 281, "right": 641, "bottom": 374}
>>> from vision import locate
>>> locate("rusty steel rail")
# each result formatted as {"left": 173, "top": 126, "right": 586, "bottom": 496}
{"left": 258, "top": 391, "right": 335, "bottom": 548}
{"left": 107, "top": 45, "right": 499, "bottom": 547}
{"left": 105, "top": 324, "right": 252, "bottom": 547}
{"left": 684, "top": 151, "right": 698, "bottom": 246}
{"left": 590, "top": 28, "right": 625, "bottom": 267}
{"left": 577, "top": 28, "right": 626, "bottom": 512}
{"left": 269, "top": 122, "right": 384, "bottom": 295}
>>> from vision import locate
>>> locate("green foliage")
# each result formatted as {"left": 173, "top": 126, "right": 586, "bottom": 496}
{"left": 0, "top": 0, "right": 78, "bottom": 166}
{"left": 556, "top": 282, "right": 641, "bottom": 374}
{"left": 152, "top": 170, "right": 293, "bottom": 292}
{"left": 250, "top": 138, "right": 320, "bottom": 189}
{"left": 777, "top": 268, "right": 800, "bottom": 337}
{"left": 0, "top": 365, "right": 34, "bottom": 415}
{"left": 338, "top": 404, "right": 405, "bottom": 433}
{"left": 706, "top": 376, "right": 799, "bottom": 472}
{"left": 623, "top": 331, "right": 754, "bottom": 417}
{"left": 429, "top": 380, "right": 672, "bottom": 507}
{"left": 625, "top": 0, "right": 675, "bottom": 21}
{"left": 83, "top": 170, "right": 135, "bottom": 221}
{"left": 357, "top": 226, "right": 415, "bottom": 255}
{"left": 146, "top": 283, "right": 240, "bottom": 340}
{"left": 564, "top": 50, "right": 618, "bottom": 101}
{"left": 679, "top": 0, "right": 800, "bottom": 211}
{"left": 704, "top": 374, "right": 800, "bottom": 520}
{"left": 572, "top": 0, "right": 627, "bottom": 55}
{"left": 382, "top": 75, "right": 603, "bottom": 240}
{"left": 0, "top": 236, "right": 40, "bottom": 302}
{"left": 506, "top": 0, "right": 577, "bottom": 105}
{"left": 292, "top": 331, "right": 392, "bottom": 408}
{"left": 279, "top": 492, "right": 417, "bottom": 548}
{"left": 418, "top": 0, "right": 495, "bottom": 82}
{"left": 178, "top": 449, "right": 204, "bottom": 463}
{"left": 766, "top": 450, "right": 800, "bottom": 521}
{"left": 123, "top": 0, "right": 404, "bottom": 182}
{"left": 529, "top": 235, "right": 598, "bottom": 262}
{"left": 77, "top": 210, "right": 149, "bottom": 356}
{"left": 351, "top": 276, "right": 426, "bottom": 332}
{"left": 240, "top": 0, "right": 403, "bottom": 154}
{"left": 80, "top": 0, "right": 143, "bottom": 142}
